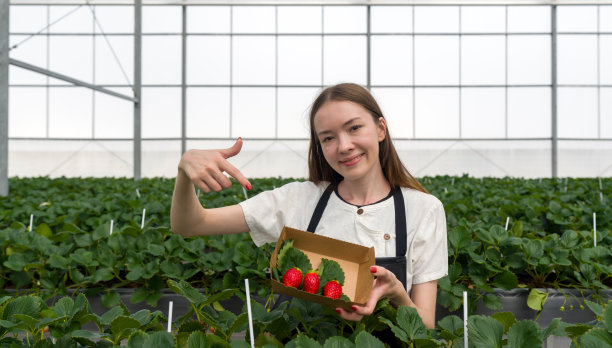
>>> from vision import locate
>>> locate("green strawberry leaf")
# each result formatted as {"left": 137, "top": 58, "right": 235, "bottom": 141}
{"left": 276, "top": 239, "right": 294, "bottom": 271}
{"left": 319, "top": 258, "right": 345, "bottom": 287}
{"left": 279, "top": 247, "right": 311, "bottom": 276}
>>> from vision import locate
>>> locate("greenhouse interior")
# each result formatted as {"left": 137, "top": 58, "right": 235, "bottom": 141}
{"left": 1, "top": 0, "right": 611, "bottom": 347}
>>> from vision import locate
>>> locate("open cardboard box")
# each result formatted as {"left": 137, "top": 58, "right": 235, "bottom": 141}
{"left": 270, "top": 226, "right": 375, "bottom": 311}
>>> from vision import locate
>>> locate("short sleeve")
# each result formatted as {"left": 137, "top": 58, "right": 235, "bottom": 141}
{"left": 410, "top": 198, "right": 448, "bottom": 284}
{"left": 239, "top": 181, "right": 324, "bottom": 247}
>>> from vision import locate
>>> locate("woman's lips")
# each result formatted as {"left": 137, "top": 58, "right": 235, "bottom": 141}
{"left": 340, "top": 153, "right": 364, "bottom": 166}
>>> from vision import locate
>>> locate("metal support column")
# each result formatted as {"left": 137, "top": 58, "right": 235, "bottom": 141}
{"left": 551, "top": 5, "right": 558, "bottom": 178}
{"left": 181, "top": 5, "right": 187, "bottom": 155}
{"left": 134, "top": 0, "right": 142, "bottom": 180}
{"left": 1, "top": 0, "right": 9, "bottom": 196}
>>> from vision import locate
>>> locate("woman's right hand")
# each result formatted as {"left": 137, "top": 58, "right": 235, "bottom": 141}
{"left": 178, "top": 137, "right": 252, "bottom": 193}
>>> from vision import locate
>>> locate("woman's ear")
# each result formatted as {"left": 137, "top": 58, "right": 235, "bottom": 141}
{"left": 377, "top": 117, "right": 387, "bottom": 142}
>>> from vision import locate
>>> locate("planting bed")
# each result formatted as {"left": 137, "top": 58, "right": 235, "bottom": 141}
{"left": 0, "top": 176, "right": 611, "bottom": 347}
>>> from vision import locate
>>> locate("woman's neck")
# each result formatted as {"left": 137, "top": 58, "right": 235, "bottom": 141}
{"left": 337, "top": 173, "right": 391, "bottom": 206}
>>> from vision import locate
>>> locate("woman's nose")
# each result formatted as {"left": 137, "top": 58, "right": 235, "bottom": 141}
{"left": 337, "top": 134, "right": 353, "bottom": 153}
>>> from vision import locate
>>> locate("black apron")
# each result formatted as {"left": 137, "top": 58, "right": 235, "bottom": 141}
{"left": 306, "top": 184, "right": 408, "bottom": 290}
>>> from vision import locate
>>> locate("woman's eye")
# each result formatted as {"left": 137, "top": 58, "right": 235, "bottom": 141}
{"left": 350, "top": 125, "right": 362, "bottom": 132}
{"left": 321, "top": 136, "right": 333, "bottom": 143}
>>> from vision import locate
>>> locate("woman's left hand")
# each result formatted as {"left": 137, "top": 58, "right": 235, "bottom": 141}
{"left": 335, "top": 266, "right": 407, "bottom": 321}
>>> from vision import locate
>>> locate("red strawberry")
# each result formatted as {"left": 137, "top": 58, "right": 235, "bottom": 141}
{"left": 303, "top": 270, "right": 320, "bottom": 294}
{"left": 323, "top": 280, "right": 342, "bottom": 299}
{"left": 282, "top": 267, "right": 302, "bottom": 288}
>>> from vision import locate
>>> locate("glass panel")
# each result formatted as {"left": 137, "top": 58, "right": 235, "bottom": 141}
{"left": 558, "top": 35, "right": 598, "bottom": 85}
{"left": 49, "top": 5, "right": 92, "bottom": 33}
{"left": 323, "top": 36, "right": 367, "bottom": 85}
{"left": 142, "top": 87, "right": 181, "bottom": 138}
{"left": 278, "top": 6, "right": 322, "bottom": 34}
{"left": 602, "top": 35, "right": 612, "bottom": 85}
{"left": 9, "top": 87, "right": 47, "bottom": 137}
{"left": 558, "top": 88, "right": 598, "bottom": 138}
{"left": 142, "top": 36, "right": 181, "bottom": 85}
{"left": 142, "top": 140, "right": 181, "bottom": 177}
{"left": 277, "top": 88, "right": 319, "bottom": 138}
{"left": 414, "top": 36, "right": 459, "bottom": 85}
{"left": 414, "top": 6, "right": 459, "bottom": 33}
{"left": 232, "top": 36, "right": 276, "bottom": 85}
{"left": 278, "top": 36, "right": 321, "bottom": 85}
{"left": 601, "top": 6, "right": 612, "bottom": 32}
{"left": 143, "top": 5, "right": 181, "bottom": 33}
{"left": 461, "top": 6, "right": 505, "bottom": 33}
{"left": 461, "top": 35, "right": 505, "bottom": 85}
{"left": 370, "top": 88, "right": 413, "bottom": 138}
{"left": 507, "top": 87, "right": 551, "bottom": 138}
{"left": 49, "top": 36, "right": 93, "bottom": 84}
{"left": 507, "top": 35, "right": 550, "bottom": 85}
{"left": 414, "top": 88, "right": 459, "bottom": 138}
{"left": 9, "top": 5, "right": 47, "bottom": 33}
{"left": 371, "top": 6, "right": 412, "bottom": 34}
{"left": 371, "top": 36, "right": 412, "bottom": 86}
{"left": 461, "top": 88, "right": 505, "bottom": 138}
{"left": 324, "top": 6, "right": 366, "bottom": 34}
{"left": 95, "top": 35, "right": 133, "bottom": 85}
{"left": 602, "top": 88, "right": 612, "bottom": 138}
{"left": 187, "top": 6, "right": 230, "bottom": 33}
{"left": 187, "top": 36, "right": 230, "bottom": 85}
{"left": 186, "top": 87, "right": 230, "bottom": 138}
{"left": 9, "top": 35, "right": 47, "bottom": 84}
{"left": 232, "top": 88, "right": 276, "bottom": 138}
{"left": 49, "top": 87, "right": 93, "bottom": 138}
{"left": 94, "top": 88, "right": 133, "bottom": 139}
{"left": 558, "top": 6, "right": 597, "bottom": 32}
{"left": 93, "top": 5, "right": 133, "bottom": 33}
{"left": 507, "top": 6, "right": 550, "bottom": 33}
{"left": 232, "top": 6, "right": 275, "bottom": 33}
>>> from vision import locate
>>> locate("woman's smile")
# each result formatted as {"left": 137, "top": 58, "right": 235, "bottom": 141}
{"left": 340, "top": 153, "right": 365, "bottom": 167}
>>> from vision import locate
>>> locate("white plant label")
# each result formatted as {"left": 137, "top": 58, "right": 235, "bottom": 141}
{"left": 243, "top": 186, "right": 248, "bottom": 200}
{"left": 29, "top": 214, "right": 33, "bottom": 232}
{"left": 463, "top": 291, "right": 468, "bottom": 348}
{"left": 110, "top": 220, "right": 114, "bottom": 235}
{"left": 136, "top": 189, "right": 140, "bottom": 198}
{"left": 245, "top": 279, "right": 255, "bottom": 348}
{"left": 593, "top": 213, "right": 597, "bottom": 247}
{"left": 505, "top": 217, "right": 510, "bottom": 231}
{"left": 167, "top": 301, "right": 173, "bottom": 333}
{"left": 141, "top": 209, "right": 146, "bottom": 229}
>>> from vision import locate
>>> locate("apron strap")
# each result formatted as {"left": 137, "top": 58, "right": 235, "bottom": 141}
{"left": 392, "top": 186, "right": 407, "bottom": 256}
{"left": 306, "top": 184, "right": 334, "bottom": 232}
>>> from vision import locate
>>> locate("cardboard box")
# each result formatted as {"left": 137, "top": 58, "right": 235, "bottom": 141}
{"left": 270, "top": 226, "right": 376, "bottom": 311}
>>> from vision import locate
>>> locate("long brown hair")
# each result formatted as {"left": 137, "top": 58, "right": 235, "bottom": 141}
{"left": 307, "top": 83, "right": 427, "bottom": 193}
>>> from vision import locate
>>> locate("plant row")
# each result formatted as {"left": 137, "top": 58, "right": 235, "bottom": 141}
{"left": 1, "top": 280, "right": 612, "bottom": 348}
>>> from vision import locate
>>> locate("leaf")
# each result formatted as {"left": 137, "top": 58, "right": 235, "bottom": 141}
{"left": 323, "top": 336, "right": 355, "bottom": 348}
{"left": 490, "top": 312, "right": 517, "bottom": 334}
{"left": 541, "top": 318, "right": 560, "bottom": 341}
{"left": 143, "top": 331, "right": 175, "bottom": 348}
{"left": 565, "top": 324, "right": 592, "bottom": 339}
{"left": 167, "top": 279, "right": 207, "bottom": 304}
{"left": 483, "top": 293, "right": 502, "bottom": 310}
{"left": 467, "top": 315, "right": 504, "bottom": 348}
{"left": 578, "top": 328, "right": 612, "bottom": 348}
{"left": 35, "top": 223, "right": 53, "bottom": 237}
{"left": 280, "top": 247, "right": 312, "bottom": 276}
{"left": 101, "top": 291, "right": 120, "bottom": 308}
{"left": 2, "top": 296, "right": 41, "bottom": 322}
{"left": 526, "top": 288, "right": 548, "bottom": 311}
{"left": 187, "top": 331, "right": 207, "bottom": 348}
{"left": 354, "top": 332, "right": 385, "bottom": 348}
{"left": 319, "top": 258, "right": 345, "bottom": 287}
{"left": 110, "top": 315, "right": 141, "bottom": 335}
{"left": 127, "top": 330, "right": 149, "bottom": 348}
{"left": 605, "top": 301, "right": 612, "bottom": 332}
{"left": 379, "top": 317, "right": 409, "bottom": 343}
{"left": 48, "top": 254, "right": 69, "bottom": 269}
{"left": 396, "top": 306, "right": 427, "bottom": 340}
{"left": 507, "top": 320, "right": 542, "bottom": 348}
{"left": 100, "top": 307, "right": 124, "bottom": 326}
{"left": 291, "top": 333, "right": 323, "bottom": 348}
{"left": 491, "top": 270, "right": 517, "bottom": 290}
{"left": 437, "top": 315, "right": 463, "bottom": 336}
{"left": 276, "top": 239, "right": 294, "bottom": 271}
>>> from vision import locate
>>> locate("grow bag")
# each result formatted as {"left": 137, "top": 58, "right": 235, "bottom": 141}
{"left": 436, "top": 288, "right": 612, "bottom": 326}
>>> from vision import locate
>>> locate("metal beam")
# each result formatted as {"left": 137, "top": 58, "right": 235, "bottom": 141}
{"left": 1, "top": 0, "right": 9, "bottom": 197}
{"left": 551, "top": 5, "right": 558, "bottom": 178}
{"left": 9, "top": 58, "right": 137, "bottom": 103}
{"left": 133, "top": 0, "right": 142, "bottom": 180}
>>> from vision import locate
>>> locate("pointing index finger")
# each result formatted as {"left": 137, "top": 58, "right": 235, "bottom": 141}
{"left": 221, "top": 160, "right": 251, "bottom": 190}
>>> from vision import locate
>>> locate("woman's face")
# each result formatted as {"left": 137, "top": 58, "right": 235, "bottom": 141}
{"left": 313, "top": 100, "right": 386, "bottom": 183}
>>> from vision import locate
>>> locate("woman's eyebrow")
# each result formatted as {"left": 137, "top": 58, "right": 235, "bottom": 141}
{"left": 316, "top": 117, "right": 360, "bottom": 136}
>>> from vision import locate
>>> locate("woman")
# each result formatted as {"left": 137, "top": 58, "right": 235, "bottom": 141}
{"left": 171, "top": 83, "right": 447, "bottom": 328}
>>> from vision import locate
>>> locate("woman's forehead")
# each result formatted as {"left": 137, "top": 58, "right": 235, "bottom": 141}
{"left": 313, "top": 100, "right": 372, "bottom": 127}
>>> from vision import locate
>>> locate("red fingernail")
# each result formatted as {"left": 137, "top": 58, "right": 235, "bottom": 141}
{"left": 238, "top": 137, "right": 242, "bottom": 141}
{"left": 335, "top": 309, "right": 341, "bottom": 315}
{"left": 370, "top": 266, "right": 377, "bottom": 273}
{"left": 246, "top": 183, "right": 252, "bottom": 190}
{"left": 351, "top": 306, "right": 357, "bottom": 311}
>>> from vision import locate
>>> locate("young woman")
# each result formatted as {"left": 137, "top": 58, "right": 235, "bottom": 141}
{"left": 171, "top": 83, "right": 447, "bottom": 329}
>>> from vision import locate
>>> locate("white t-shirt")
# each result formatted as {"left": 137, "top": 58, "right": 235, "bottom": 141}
{"left": 239, "top": 181, "right": 448, "bottom": 294}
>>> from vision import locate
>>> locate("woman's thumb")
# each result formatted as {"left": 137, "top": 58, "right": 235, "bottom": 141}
{"left": 220, "top": 137, "right": 243, "bottom": 159}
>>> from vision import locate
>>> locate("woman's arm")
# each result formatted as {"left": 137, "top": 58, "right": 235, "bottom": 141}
{"left": 336, "top": 266, "right": 438, "bottom": 329}
{"left": 170, "top": 138, "right": 251, "bottom": 237}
